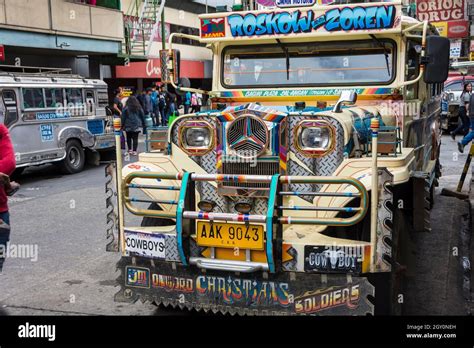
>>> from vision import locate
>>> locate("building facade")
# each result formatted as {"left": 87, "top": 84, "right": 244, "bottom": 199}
{"left": 111, "top": 0, "right": 215, "bottom": 94}
{"left": 0, "top": 0, "right": 124, "bottom": 78}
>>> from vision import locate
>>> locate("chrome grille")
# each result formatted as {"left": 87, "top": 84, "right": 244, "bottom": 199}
{"left": 227, "top": 115, "right": 268, "bottom": 158}
{"left": 221, "top": 161, "right": 279, "bottom": 189}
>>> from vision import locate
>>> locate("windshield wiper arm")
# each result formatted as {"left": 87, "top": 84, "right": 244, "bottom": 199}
{"left": 370, "top": 34, "right": 390, "bottom": 77}
{"left": 276, "top": 39, "right": 290, "bottom": 80}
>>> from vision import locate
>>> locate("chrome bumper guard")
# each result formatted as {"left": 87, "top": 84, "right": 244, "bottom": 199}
{"left": 123, "top": 172, "right": 369, "bottom": 273}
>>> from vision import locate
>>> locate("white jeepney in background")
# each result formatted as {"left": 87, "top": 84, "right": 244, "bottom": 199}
{"left": 106, "top": 0, "right": 450, "bottom": 315}
{"left": 0, "top": 67, "right": 115, "bottom": 174}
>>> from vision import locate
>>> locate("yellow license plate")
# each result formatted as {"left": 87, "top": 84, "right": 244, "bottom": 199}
{"left": 196, "top": 222, "right": 264, "bottom": 250}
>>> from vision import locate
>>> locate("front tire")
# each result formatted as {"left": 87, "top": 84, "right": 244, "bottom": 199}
{"left": 59, "top": 139, "right": 85, "bottom": 174}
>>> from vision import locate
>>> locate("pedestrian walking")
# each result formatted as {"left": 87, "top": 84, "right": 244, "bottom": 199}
{"left": 191, "top": 92, "right": 199, "bottom": 113}
{"left": 451, "top": 82, "right": 471, "bottom": 140}
{"left": 121, "top": 96, "right": 146, "bottom": 156}
{"left": 158, "top": 85, "right": 167, "bottom": 126}
{"left": 112, "top": 89, "right": 123, "bottom": 116}
{"left": 164, "top": 91, "right": 176, "bottom": 127}
{"left": 184, "top": 91, "right": 191, "bottom": 115}
{"left": 458, "top": 92, "right": 474, "bottom": 153}
{"left": 0, "top": 124, "right": 16, "bottom": 273}
{"left": 145, "top": 88, "right": 155, "bottom": 126}
{"left": 196, "top": 92, "right": 203, "bottom": 112}
{"left": 150, "top": 87, "right": 161, "bottom": 126}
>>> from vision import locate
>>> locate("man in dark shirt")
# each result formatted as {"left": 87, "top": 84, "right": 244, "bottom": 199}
{"left": 112, "top": 89, "right": 123, "bottom": 116}
{"left": 458, "top": 93, "right": 474, "bottom": 153}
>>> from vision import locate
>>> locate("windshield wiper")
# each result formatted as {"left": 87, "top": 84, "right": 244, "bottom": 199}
{"left": 370, "top": 34, "right": 391, "bottom": 77}
{"left": 276, "top": 39, "right": 290, "bottom": 80}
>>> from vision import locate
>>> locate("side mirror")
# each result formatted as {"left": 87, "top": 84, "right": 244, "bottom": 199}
{"left": 333, "top": 90, "right": 357, "bottom": 113}
{"left": 423, "top": 36, "right": 450, "bottom": 84}
{"left": 160, "top": 49, "right": 181, "bottom": 85}
{"left": 175, "top": 77, "right": 191, "bottom": 97}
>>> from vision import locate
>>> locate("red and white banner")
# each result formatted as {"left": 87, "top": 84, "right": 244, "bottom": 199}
{"left": 447, "top": 20, "right": 469, "bottom": 38}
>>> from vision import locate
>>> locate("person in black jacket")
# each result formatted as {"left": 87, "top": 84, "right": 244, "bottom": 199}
{"left": 121, "top": 96, "right": 145, "bottom": 155}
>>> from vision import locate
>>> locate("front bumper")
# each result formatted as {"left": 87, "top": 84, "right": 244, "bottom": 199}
{"left": 93, "top": 133, "right": 115, "bottom": 150}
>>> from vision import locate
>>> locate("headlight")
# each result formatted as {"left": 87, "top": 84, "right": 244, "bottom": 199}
{"left": 178, "top": 121, "right": 214, "bottom": 155}
{"left": 185, "top": 128, "right": 210, "bottom": 147}
{"left": 294, "top": 120, "right": 335, "bottom": 157}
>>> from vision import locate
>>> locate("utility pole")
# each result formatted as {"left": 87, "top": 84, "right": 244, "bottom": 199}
{"left": 161, "top": 1, "right": 166, "bottom": 50}
{"left": 161, "top": 0, "right": 167, "bottom": 91}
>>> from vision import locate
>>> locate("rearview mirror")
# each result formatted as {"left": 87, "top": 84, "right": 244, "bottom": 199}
{"left": 423, "top": 36, "right": 450, "bottom": 84}
{"left": 160, "top": 49, "right": 181, "bottom": 85}
{"left": 333, "top": 90, "right": 358, "bottom": 113}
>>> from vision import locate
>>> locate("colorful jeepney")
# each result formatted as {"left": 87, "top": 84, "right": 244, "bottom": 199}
{"left": 106, "top": 0, "right": 449, "bottom": 315}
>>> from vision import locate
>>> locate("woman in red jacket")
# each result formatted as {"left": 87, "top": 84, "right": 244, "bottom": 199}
{"left": 0, "top": 124, "right": 16, "bottom": 272}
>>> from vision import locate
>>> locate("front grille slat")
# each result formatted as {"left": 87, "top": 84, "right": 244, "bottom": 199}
{"left": 222, "top": 161, "right": 279, "bottom": 189}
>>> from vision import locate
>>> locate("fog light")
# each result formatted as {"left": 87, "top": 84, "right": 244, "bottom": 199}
{"left": 235, "top": 202, "right": 252, "bottom": 214}
{"left": 198, "top": 200, "right": 216, "bottom": 212}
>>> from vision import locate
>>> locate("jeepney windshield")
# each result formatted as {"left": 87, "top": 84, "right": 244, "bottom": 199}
{"left": 222, "top": 39, "right": 395, "bottom": 88}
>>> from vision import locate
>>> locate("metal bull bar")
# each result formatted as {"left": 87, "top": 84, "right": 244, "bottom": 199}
{"left": 122, "top": 172, "right": 369, "bottom": 273}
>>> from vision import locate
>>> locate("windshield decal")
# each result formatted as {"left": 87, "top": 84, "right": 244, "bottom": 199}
{"left": 217, "top": 88, "right": 394, "bottom": 98}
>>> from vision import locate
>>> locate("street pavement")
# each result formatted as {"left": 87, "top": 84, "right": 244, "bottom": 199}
{"left": 0, "top": 134, "right": 471, "bottom": 315}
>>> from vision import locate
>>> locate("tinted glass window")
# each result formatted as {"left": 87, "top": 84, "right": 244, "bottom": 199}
{"left": 22, "top": 88, "right": 45, "bottom": 109}
{"left": 45, "top": 88, "right": 63, "bottom": 108}
{"left": 66, "top": 89, "right": 83, "bottom": 105}
{"left": 2, "top": 90, "right": 18, "bottom": 126}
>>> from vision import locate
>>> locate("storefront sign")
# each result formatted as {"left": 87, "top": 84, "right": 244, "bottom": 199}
{"left": 115, "top": 59, "right": 205, "bottom": 79}
{"left": 432, "top": 21, "right": 448, "bottom": 37}
{"left": 468, "top": 2, "right": 474, "bottom": 16}
{"left": 0, "top": 45, "right": 4, "bottom": 62}
{"left": 416, "top": 0, "right": 466, "bottom": 22}
{"left": 447, "top": 20, "right": 468, "bottom": 38}
{"left": 450, "top": 39, "right": 462, "bottom": 58}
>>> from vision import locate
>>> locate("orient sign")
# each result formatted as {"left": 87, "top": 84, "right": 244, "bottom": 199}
{"left": 447, "top": 20, "right": 468, "bottom": 38}
{"left": 416, "top": 0, "right": 467, "bottom": 22}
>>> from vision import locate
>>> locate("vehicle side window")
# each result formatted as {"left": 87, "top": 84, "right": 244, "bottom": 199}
{"left": 445, "top": 81, "right": 462, "bottom": 91}
{"left": 22, "top": 88, "right": 45, "bottom": 109}
{"left": 45, "top": 88, "right": 63, "bottom": 108}
{"left": 405, "top": 46, "right": 419, "bottom": 100}
{"left": 66, "top": 88, "right": 83, "bottom": 105}
{"left": 85, "top": 90, "right": 95, "bottom": 101}
{"left": 2, "top": 90, "right": 19, "bottom": 127}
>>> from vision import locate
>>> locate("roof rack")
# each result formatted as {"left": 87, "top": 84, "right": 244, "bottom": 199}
{"left": 0, "top": 64, "right": 84, "bottom": 79}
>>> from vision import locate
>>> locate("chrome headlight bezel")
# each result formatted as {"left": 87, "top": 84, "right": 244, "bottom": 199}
{"left": 178, "top": 120, "right": 214, "bottom": 156}
{"left": 294, "top": 120, "right": 336, "bottom": 157}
